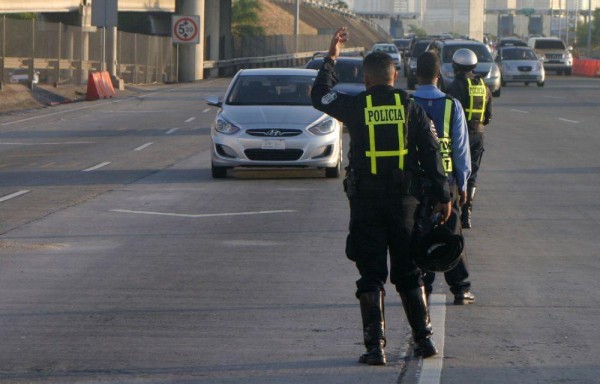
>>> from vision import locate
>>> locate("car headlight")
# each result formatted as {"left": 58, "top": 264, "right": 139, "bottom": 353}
{"left": 215, "top": 117, "right": 240, "bottom": 134}
{"left": 308, "top": 118, "right": 336, "bottom": 135}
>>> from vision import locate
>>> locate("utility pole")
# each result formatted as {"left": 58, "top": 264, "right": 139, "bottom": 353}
{"left": 587, "top": 0, "right": 592, "bottom": 55}
{"left": 294, "top": 0, "right": 300, "bottom": 53}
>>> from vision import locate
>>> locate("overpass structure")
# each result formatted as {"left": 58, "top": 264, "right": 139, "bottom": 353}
{"left": 0, "top": 0, "right": 231, "bottom": 81}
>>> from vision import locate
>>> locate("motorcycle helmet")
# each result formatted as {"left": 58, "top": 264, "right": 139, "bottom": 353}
{"left": 413, "top": 212, "right": 464, "bottom": 273}
{"left": 452, "top": 48, "right": 478, "bottom": 73}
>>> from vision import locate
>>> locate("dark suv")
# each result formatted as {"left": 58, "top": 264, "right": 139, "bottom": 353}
{"left": 426, "top": 39, "right": 501, "bottom": 97}
{"left": 305, "top": 56, "right": 365, "bottom": 95}
{"left": 405, "top": 39, "right": 432, "bottom": 90}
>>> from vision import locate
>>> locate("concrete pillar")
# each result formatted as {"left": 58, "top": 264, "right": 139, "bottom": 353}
{"left": 219, "top": 0, "right": 233, "bottom": 75}
{"left": 79, "top": 1, "right": 92, "bottom": 84}
{"left": 176, "top": 0, "right": 205, "bottom": 82}
{"left": 205, "top": 0, "right": 219, "bottom": 78}
{"left": 107, "top": 26, "right": 117, "bottom": 77}
{"left": 468, "top": 0, "right": 484, "bottom": 42}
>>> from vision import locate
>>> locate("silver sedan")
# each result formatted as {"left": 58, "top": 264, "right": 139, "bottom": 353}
{"left": 497, "top": 47, "right": 545, "bottom": 87}
{"left": 206, "top": 68, "right": 343, "bottom": 178}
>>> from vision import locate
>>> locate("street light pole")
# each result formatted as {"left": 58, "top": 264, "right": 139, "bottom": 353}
{"left": 294, "top": 0, "right": 300, "bottom": 53}
{"left": 587, "top": 0, "right": 592, "bottom": 55}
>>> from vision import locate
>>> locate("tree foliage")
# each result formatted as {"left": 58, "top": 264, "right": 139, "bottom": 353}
{"left": 232, "top": 0, "right": 264, "bottom": 38}
{"left": 576, "top": 9, "right": 600, "bottom": 49}
{"left": 408, "top": 24, "right": 427, "bottom": 38}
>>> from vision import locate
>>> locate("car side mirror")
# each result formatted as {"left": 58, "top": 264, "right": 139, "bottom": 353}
{"left": 568, "top": 45, "right": 573, "bottom": 51}
{"left": 206, "top": 96, "right": 222, "bottom": 108}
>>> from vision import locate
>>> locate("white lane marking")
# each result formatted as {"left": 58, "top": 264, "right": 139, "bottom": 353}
{"left": 202, "top": 108, "right": 211, "bottom": 113}
{"left": 165, "top": 128, "right": 179, "bottom": 134}
{"left": 0, "top": 190, "right": 30, "bottom": 203}
{"left": 558, "top": 118, "right": 579, "bottom": 124}
{"left": 109, "top": 110, "right": 178, "bottom": 113}
{"left": 110, "top": 209, "right": 297, "bottom": 218}
{"left": 184, "top": 117, "right": 196, "bottom": 123}
{"left": 543, "top": 95, "right": 566, "bottom": 100}
{"left": 418, "top": 294, "right": 446, "bottom": 384}
{"left": 510, "top": 109, "right": 530, "bottom": 114}
{"left": 134, "top": 142, "right": 154, "bottom": 151}
{"left": 82, "top": 162, "right": 111, "bottom": 172}
{"left": 0, "top": 104, "right": 100, "bottom": 126}
{"left": 0, "top": 141, "right": 93, "bottom": 146}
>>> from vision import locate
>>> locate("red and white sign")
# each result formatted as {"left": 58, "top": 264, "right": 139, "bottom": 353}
{"left": 172, "top": 15, "right": 200, "bottom": 44}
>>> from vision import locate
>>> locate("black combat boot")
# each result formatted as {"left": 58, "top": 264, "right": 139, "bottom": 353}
{"left": 461, "top": 185, "right": 477, "bottom": 229}
{"left": 399, "top": 286, "right": 437, "bottom": 358}
{"left": 358, "top": 289, "right": 386, "bottom": 365}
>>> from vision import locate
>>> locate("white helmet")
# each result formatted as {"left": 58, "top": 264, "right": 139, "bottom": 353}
{"left": 452, "top": 48, "right": 478, "bottom": 72}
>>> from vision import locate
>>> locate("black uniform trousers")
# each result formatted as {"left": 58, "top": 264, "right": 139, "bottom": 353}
{"left": 468, "top": 131, "right": 484, "bottom": 187}
{"left": 346, "top": 183, "right": 423, "bottom": 298}
{"left": 422, "top": 185, "right": 471, "bottom": 295}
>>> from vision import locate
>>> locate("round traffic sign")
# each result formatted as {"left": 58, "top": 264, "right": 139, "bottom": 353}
{"left": 173, "top": 17, "right": 198, "bottom": 42}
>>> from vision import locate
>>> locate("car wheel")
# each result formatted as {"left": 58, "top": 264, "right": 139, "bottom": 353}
{"left": 565, "top": 68, "right": 572, "bottom": 76}
{"left": 492, "top": 88, "right": 501, "bottom": 97}
{"left": 325, "top": 157, "right": 341, "bottom": 178}
{"left": 211, "top": 163, "right": 228, "bottom": 179}
{"left": 537, "top": 81, "right": 544, "bottom": 87}
{"left": 557, "top": 70, "right": 563, "bottom": 75}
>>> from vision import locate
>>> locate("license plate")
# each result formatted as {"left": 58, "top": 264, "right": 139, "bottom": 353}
{"left": 261, "top": 139, "right": 285, "bottom": 150}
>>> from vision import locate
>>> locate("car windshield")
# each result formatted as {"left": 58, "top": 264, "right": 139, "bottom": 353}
{"left": 442, "top": 44, "right": 493, "bottom": 63}
{"left": 502, "top": 48, "right": 537, "bottom": 60}
{"left": 535, "top": 40, "right": 566, "bottom": 50}
{"left": 226, "top": 75, "right": 315, "bottom": 106}
{"left": 306, "top": 60, "right": 363, "bottom": 84}
{"left": 394, "top": 40, "right": 411, "bottom": 49}
{"left": 373, "top": 45, "right": 397, "bottom": 54}
{"left": 411, "top": 41, "right": 431, "bottom": 57}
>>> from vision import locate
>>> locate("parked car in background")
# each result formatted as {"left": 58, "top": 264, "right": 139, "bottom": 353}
{"left": 370, "top": 43, "right": 402, "bottom": 71}
{"left": 305, "top": 56, "right": 364, "bottom": 95}
{"left": 393, "top": 38, "right": 412, "bottom": 58}
{"left": 427, "top": 39, "right": 502, "bottom": 97}
{"left": 496, "top": 46, "right": 545, "bottom": 87}
{"left": 206, "top": 68, "right": 343, "bottom": 178}
{"left": 9, "top": 68, "right": 39, "bottom": 85}
{"left": 405, "top": 39, "right": 432, "bottom": 90}
{"left": 528, "top": 37, "right": 573, "bottom": 75}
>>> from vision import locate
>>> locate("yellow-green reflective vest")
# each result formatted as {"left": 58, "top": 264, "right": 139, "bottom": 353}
{"left": 362, "top": 93, "right": 408, "bottom": 175}
{"left": 440, "top": 97, "right": 453, "bottom": 175}
{"left": 465, "top": 78, "right": 487, "bottom": 123}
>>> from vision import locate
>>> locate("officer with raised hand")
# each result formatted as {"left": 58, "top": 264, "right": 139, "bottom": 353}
{"left": 446, "top": 48, "right": 492, "bottom": 229}
{"left": 412, "top": 51, "right": 475, "bottom": 305}
{"left": 311, "top": 27, "right": 451, "bottom": 365}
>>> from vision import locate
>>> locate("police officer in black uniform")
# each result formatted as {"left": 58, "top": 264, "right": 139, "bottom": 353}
{"left": 311, "top": 27, "right": 451, "bottom": 365}
{"left": 446, "top": 48, "right": 492, "bottom": 229}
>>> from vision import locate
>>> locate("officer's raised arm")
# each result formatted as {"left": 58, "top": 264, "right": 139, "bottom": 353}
{"left": 311, "top": 27, "right": 353, "bottom": 121}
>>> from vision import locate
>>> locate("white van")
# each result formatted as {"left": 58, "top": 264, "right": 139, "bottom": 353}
{"left": 527, "top": 37, "right": 573, "bottom": 75}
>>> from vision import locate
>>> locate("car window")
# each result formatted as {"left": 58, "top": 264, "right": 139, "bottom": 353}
{"left": 441, "top": 44, "right": 493, "bottom": 63}
{"left": 534, "top": 40, "right": 566, "bottom": 50}
{"left": 411, "top": 41, "right": 431, "bottom": 57}
{"left": 502, "top": 48, "right": 537, "bottom": 60}
{"left": 305, "top": 60, "right": 363, "bottom": 83}
{"left": 227, "top": 75, "right": 315, "bottom": 106}
{"left": 373, "top": 45, "right": 397, "bottom": 54}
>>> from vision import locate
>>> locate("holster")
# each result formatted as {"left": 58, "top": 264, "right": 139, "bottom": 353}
{"left": 343, "top": 167, "right": 359, "bottom": 198}
{"left": 468, "top": 122, "right": 485, "bottom": 133}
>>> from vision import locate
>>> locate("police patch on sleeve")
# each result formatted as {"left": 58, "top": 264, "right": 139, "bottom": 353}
{"left": 321, "top": 92, "right": 338, "bottom": 105}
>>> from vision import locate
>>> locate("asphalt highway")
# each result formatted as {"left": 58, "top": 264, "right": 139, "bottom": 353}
{"left": 0, "top": 74, "right": 599, "bottom": 384}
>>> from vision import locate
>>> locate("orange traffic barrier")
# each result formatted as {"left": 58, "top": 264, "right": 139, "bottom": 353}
{"left": 86, "top": 71, "right": 117, "bottom": 100}
{"left": 572, "top": 58, "right": 600, "bottom": 77}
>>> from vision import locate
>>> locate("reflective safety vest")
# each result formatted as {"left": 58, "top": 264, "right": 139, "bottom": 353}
{"left": 363, "top": 93, "right": 408, "bottom": 175}
{"left": 465, "top": 78, "right": 487, "bottom": 123}
{"left": 439, "top": 97, "right": 453, "bottom": 175}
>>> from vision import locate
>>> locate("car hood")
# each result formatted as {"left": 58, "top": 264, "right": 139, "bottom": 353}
{"left": 501, "top": 60, "right": 540, "bottom": 67}
{"left": 333, "top": 82, "right": 365, "bottom": 96}
{"left": 222, "top": 105, "right": 325, "bottom": 128}
{"left": 473, "top": 62, "right": 493, "bottom": 75}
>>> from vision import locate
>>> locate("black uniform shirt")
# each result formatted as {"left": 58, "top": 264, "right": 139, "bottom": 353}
{"left": 311, "top": 61, "right": 450, "bottom": 204}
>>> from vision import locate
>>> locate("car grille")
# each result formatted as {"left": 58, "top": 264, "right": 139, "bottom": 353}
{"left": 545, "top": 54, "right": 562, "bottom": 60}
{"left": 518, "top": 66, "right": 532, "bottom": 72}
{"left": 246, "top": 129, "right": 302, "bottom": 137}
{"left": 245, "top": 149, "right": 303, "bottom": 161}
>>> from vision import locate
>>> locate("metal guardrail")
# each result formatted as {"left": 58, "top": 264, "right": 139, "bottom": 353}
{"left": 203, "top": 47, "right": 365, "bottom": 72}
